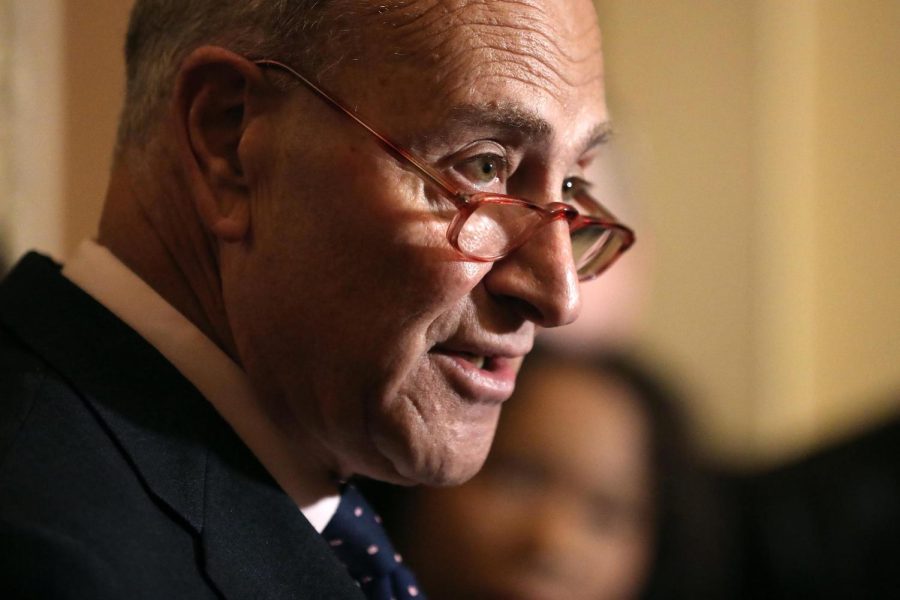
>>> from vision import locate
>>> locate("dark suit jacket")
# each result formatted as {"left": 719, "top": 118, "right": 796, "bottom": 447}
{"left": 0, "top": 253, "right": 364, "bottom": 599}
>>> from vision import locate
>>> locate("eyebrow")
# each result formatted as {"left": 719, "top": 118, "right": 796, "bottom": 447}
{"left": 440, "top": 103, "right": 612, "bottom": 153}
{"left": 445, "top": 103, "right": 552, "bottom": 141}
{"left": 584, "top": 121, "right": 614, "bottom": 151}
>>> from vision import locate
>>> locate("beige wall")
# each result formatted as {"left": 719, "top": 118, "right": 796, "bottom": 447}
{"left": 595, "top": 0, "right": 900, "bottom": 464}
{"left": 0, "top": 0, "right": 10, "bottom": 266}
{"left": 2, "top": 0, "right": 129, "bottom": 262}
{"left": 61, "top": 0, "right": 131, "bottom": 252}
{"left": 3, "top": 0, "right": 66, "bottom": 262}
{"left": 3, "top": 0, "right": 898, "bottom": 466}
{"left": 593, "top": 0, "right": 760, "bottom": 463}
{"left": 811, "top": 0, "right": 900, "bottom": 445}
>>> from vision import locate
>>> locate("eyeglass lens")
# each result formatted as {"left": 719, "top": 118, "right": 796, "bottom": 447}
{"left": 457, "top": 202, "right": 624, "bottom": 280}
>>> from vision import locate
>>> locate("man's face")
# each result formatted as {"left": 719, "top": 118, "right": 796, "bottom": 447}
{"left": 222, "top": 0, "right": 609, "bottom": 485}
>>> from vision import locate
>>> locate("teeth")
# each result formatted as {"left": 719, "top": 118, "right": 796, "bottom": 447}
{"left": 448, "top": 350, "right": 488, "bottom": 369}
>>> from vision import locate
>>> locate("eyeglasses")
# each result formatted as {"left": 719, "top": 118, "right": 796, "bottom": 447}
{"left": 254, "top": 59, "right": 635, "bottom": 281}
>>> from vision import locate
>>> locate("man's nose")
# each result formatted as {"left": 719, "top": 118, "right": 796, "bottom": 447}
{"left": 483, "top": 218, "right": 582, "bottom": 327}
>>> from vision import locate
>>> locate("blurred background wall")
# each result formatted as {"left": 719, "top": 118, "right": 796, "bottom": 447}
{"left": 1, "top": 0, "right": 128, "bottom": 264}
{"left": 0, "top": 0, "right": 897, "bottom": 468}
{"left": 0, "top": 0, "right": 9, "bottom": 272}
{"left": 587, "top": 0, "right": 900, "bottom": 467}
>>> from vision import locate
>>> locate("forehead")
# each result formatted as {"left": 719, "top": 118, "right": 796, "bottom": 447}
{"left": 338, "top": 0, "right": 606, "bottom": 142}
{"left": 379, "top": 0, "right": 602, "bottom": 93}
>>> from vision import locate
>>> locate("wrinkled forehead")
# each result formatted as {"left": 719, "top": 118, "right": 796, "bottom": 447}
{"left": 345, "top": 0, "right": 605, "bottom": 113}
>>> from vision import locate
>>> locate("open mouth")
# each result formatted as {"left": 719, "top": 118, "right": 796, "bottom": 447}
{"left": 455, "top": 351, "right": 488, "bottom": 370}
{"left": 431, "top": 347, "right": 500, "bottom": 372}
{"left": 429, "top": 345, "right": 521, "bottom": 403}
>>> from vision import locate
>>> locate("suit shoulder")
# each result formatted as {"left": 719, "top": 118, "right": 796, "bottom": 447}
{"left": 0, "top": 519, "right": 124, "bottom": 599}
{"left": 0, "top": 326, "right": 52, "bottom": 465}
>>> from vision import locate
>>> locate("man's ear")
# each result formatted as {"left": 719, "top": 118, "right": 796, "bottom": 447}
{"left": 173, "top": 46, "right": 266, "bottom": 242}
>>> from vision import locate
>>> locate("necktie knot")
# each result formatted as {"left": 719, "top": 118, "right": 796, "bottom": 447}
{"left": 323, "top": 484, "right": 425, "bottom": 599}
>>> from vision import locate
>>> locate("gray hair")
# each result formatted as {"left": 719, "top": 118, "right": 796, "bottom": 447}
{"left": 117, "top": 0, "right": 351, "bottom": 151}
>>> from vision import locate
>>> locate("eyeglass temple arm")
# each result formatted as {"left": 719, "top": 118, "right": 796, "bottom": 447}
{"left": 254, "top": 59, "right": 467, "bottom": 205}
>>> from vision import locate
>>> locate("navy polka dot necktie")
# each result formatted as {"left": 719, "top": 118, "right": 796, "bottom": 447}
{"left": 323, "top": 484, "right": 426, "bottom": 600}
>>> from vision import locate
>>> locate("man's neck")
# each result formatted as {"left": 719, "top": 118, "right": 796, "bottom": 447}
{"left": 97, "top": 157, "right": 239, "bottom": 361}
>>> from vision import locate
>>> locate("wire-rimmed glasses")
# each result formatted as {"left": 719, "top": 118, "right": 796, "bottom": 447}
{"left": 254, "top": 59, "right": 635, "bottom": 281}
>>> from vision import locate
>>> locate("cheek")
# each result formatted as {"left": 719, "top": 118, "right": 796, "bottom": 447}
{"left": 261, "top": 130, "right": 485, "bottom": 317}
{"left": 235, "top": 141, "right": 495, "bottom": 477}
{"left": 248, "top": 156, "right": 462, "bottom": 341}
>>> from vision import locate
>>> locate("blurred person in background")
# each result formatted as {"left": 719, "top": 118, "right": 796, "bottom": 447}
{"left": 361, "top": 346, "right": 727, "bottom": 600}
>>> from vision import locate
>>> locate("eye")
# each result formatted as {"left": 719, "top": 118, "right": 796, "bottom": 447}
{"left": 562, "top": 176, "right": 600, "bottom": 215}
{"left": 562, "top": 176, "right": 591, "bottom": 201}
{"left": 457, "top": 154, "right": 507, "bottom": 187}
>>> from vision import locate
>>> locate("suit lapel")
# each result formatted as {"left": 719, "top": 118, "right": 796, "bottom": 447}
{"left": 201, "top": 427, "right": 363, "bottom": 598}
{"left": 0, "top": 253, "right": 363, "bottom": 599}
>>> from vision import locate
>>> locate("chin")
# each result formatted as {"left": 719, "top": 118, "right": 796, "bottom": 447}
{"left": 389, "top": 431, "right": 495, "bottom": 487}
{"left": 364, "top": 382, "right": 502, "bottom": 485}
{"left": 363, "top": 424, "right": 490, "bottom": 487}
